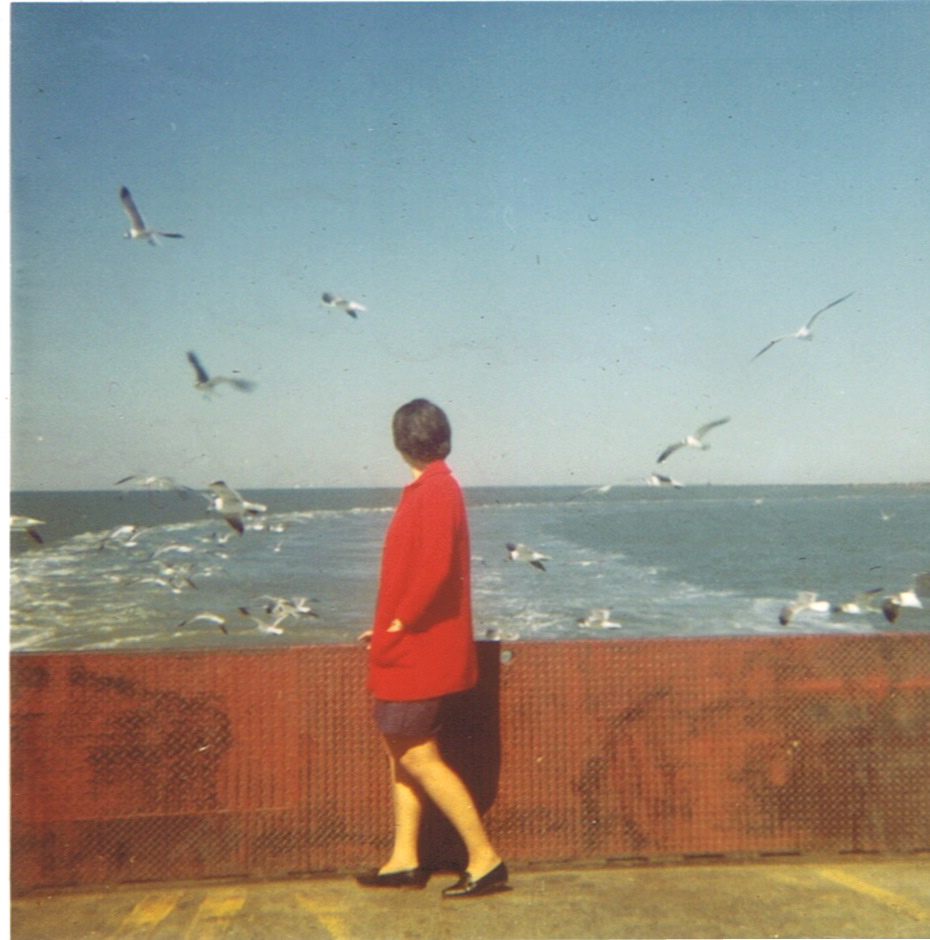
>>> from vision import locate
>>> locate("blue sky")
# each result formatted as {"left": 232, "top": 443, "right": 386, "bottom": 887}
{"left": 10, "top": 2, "right": 930, "bottom": 490}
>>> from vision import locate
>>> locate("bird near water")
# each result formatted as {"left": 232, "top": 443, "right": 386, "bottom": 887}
{"left": 11, "top": 515, "right": 45, "bottom": 544}
{"left": 205, "top": 481, "right": 267, "bottom": 535}
{"left": 506, "top": 542, "right": 550, "bottom": 571}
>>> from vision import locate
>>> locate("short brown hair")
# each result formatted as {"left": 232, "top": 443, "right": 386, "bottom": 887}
{"left": 393, "top": 399, "right": 452, "bottom": 462}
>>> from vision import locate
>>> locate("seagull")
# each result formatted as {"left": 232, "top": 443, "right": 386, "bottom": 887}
{"left": 657, "top": 418, "right": 730, "bottom": 464}
{"left": 178, "top": 612, "right": 229, "bottom": 635}
{"left": 321, "top": 292, "right": 366, "bottom": 318}
{"left": 114, "top": 474, "right": 193, "bottom": 496}
{"left": 153, "top": 559, "right": 199, "bottom": 591}
{"left": 139, "top": 573, "right": 198, "bottom": 594}
{"left": 206, "top": 481, "right": 267, "bottom": 535}
{"left": 577, "top": 608, "right": 622, "bottom": 629}
{"left": 832, "top": 587, "right": 884, "bottom": 615}
{"left": 238, "top": 606, "right": 286, "bottom": 636}
{"left": 647, "top": 472, "right": 684, "bottom": 489}
{"left": 751, "top": 292, "right": 854, "bottom": 360}
{"left": 257, "top": 595, "right": 321, "bottom": 621}
{"left": 778, "top": 591, "right": 831, "bottom": 626}
{"left": 10, "top": 515, "right": 45, "bottom": 544}
{"left": 119, "top": 185, "right": 183, "bottom": 244}
{"left": 187, "top": 351, "right": 255, "bottom": 394}
{"left": 582, "top": 484, "right": 616, "bottom": 496}
{"left": 506, "top": 542, "right": 550, "bottom": 571}
{"left": 881, "top": 573, "right": 930, "bottom": 623}
{"left": 98, "top": 524, "right": 145, "bottom": 550}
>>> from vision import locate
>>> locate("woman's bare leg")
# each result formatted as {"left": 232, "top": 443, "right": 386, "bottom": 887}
{"left": 379, "top": 753, "right": 425, "bottom": 874}
{"left": 386, "top": 735, "right": 501, "bottom": 878}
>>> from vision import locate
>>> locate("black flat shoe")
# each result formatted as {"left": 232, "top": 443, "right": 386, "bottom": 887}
{"left": 441, "top": 861, "right": 509, "bottom": 898}
{"left": 355, "top": 867, "right": 429, "bottom": 888}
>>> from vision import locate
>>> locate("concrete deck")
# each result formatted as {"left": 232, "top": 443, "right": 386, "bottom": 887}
{"left": 10, "top": 856, "right": 930, "bottom": 939}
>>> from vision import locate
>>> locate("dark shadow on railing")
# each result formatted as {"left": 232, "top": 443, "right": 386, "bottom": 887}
{"left": 418, "top": 641, "right": 503, "bottom": 872}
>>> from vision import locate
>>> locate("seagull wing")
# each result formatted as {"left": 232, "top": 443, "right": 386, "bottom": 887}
{"left": 752, "top": 337, "right": 784, "bottom": 360}
{"left": 657, "top": 441, "right": 684, "bottom": 464}
{"left": 208, "top": 479, "right": 241, "bottom": 502}
{"left": 187, "top": 351, "right": 211, "bottom": 385}
{"left": 227, "top": 377, "right": 255, "bottom": 392}
{"left": 695, "top": 417, "right": 731, "bottom": 441}
{"left": 805, "top": 291, "right": 854, "bottom": 329}
{"left": 119, "top": 186, "right": 146, "bottom": 230}
{"left": 223, "top": 514, "right": 245, "bottom": 535}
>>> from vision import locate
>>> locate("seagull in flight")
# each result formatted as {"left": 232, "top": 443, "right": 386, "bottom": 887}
{"left": 880, "top": 572, "right": 930, "bottom": 623}
{"left": 752, "top": 292, "right": 854, "bottom": 360}
{"left": 778, "top": 591, "right": 831, "bottom": 626}
{"left": 321, "top": 292, "right": 366, "bottom": 318}
{"left": 257, "top": 596, "right": 321, "bottom": 621}
{"left": 647, "top": 472, "right": 684, "bottom": 489}
{"left": 98, "top": 524, "right": 145, "bottom": 550}
{"left": 238, "top": 606, "right": 287, "bottom": 636}
{"left": 577, "top": 608, "right": 622, "bottom": 629}
{"left": 506, "top": 542, "right": 550, "bottom": 571}
{"left": 119, "top": 186, "right": 184, "bottom": 244}
{"left": 187, "top": 351, "right": 255, "bottom": 394}
{"left": 10, "top": 515, "right": 45, "bottom": 544}
{"left": 832, "top": 587, "right": 884, "bottom": 615}
{"left": 114, "top": 474, "right": 193, "bottom": 496}
{"left": 178, "top": 612, "right": 229, "bottom": 635}
{"left": 205, "top": 481, "right": 267, "bottom": 534}
{"left": 657, "top": 418, "right": 730, "bottom": 464}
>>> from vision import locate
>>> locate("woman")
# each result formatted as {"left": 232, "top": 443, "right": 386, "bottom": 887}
{"left": 356, "top": 399, "right": 508, "bottom": 898}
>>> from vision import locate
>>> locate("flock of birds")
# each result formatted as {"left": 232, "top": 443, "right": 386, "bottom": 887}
{"left": 504, "top": 533, "right": 929, "bottom": 632}
{"left": 10, "top": 188, "right": 927, "bottom": 639}
{"left": 776, "top": 574, "right": 930, "bottom": 627}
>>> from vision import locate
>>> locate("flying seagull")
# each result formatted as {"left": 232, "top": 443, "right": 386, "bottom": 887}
{"left": 114, "top": 474, "right": 193, "bottom": 496}
{"left": 10, "top": 515, "right": 45, "bottom": 544}
{"left": 321, "top": 292, "right": 366, "bottom": 318}
{"left": 657, "top": 418, "right": 730, "bottom": 465}
{"left": 258, "top": 596, "right": 321, "bottom": 621}
{"left": 187, "top": 351, "right": 255, "bottom": 394}
{"left": 205, "top": 480, "right": 267, "bottom": 535}
{"left": 178, "top": 612, "right": 229, "bottom": 635}
{"left": 238, "top": 606, "right": 287, "bottom": 636}
{"left": 881, "top": 572, "right": 930, "bottom": 623}
{"left": 752, "top": 292, "right": 854, "bottom": 360}
{"left": 119, "top": 186, "right": 183, "bottom": 244}
{"left": 647, "top": 472, "right": 684, "bottom": 489}
{"left": 506, "top": 542, "right": 550, "bottom": 571}
{"left": 98, "top": 524, "right": 145, "bottom": 550}
{"left": 577, "top": 608, "right": 622, "bottom": 629}
{"left": 778, "top": 591, "right": 831, "bottom": 626}
{"left": 832, "top": 587, "right": 884, "bottom": 615}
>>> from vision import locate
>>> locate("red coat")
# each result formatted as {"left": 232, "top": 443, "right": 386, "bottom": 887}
{"left": 367, "top": 461, "right": 478, "bottom": 701}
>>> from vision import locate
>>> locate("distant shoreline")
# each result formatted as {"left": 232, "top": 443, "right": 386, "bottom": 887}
{"left": 11, "top": 480, "right": 930, "bottom": 496}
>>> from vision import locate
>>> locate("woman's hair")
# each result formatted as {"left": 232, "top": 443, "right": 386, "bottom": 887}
{"left": 393, "top": 399, "right": 452, "bottom": 463}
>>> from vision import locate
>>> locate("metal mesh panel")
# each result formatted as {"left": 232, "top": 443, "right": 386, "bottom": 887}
{"left": 11, "top": 634, "right": 930, "bottom": 892}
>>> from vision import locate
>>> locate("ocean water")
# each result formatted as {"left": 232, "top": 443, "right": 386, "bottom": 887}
{"left": 9, "top": 484, "right": 930, "bottom": 652}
